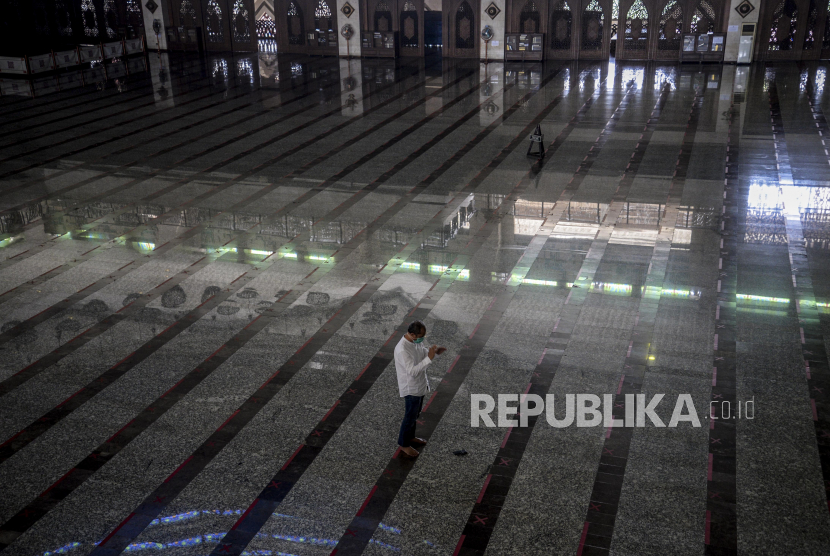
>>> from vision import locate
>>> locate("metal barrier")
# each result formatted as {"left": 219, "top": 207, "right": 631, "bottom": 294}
{"left": 0, "top": 57, "right": 28, "bottom": 74}
{"left": 28, "top": 53, "right": 55, "bottom": 73}
{"left": 54, "top": 49, "right": 80, "bottom": 69}
{"left": 102, "top": 41, "right": 125, "bottom": 58}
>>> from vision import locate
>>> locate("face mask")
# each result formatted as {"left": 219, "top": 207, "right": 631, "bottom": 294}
{"left": 413, "top": 337, "right": 424, "bottom": 344}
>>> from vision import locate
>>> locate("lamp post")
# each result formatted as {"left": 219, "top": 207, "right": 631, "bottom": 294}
{"left": 341, "top": 24, "right": 354, "bottom": 58}
{"left": 481, "top": 25, "right": 494, "bottom": 65}
{"left": 152, "top": 18, "right": 161, "bottom": 59}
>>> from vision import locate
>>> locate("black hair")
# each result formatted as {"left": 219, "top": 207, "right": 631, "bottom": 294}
{"left": 407, "top": 321, "right": 425, "bottom": 335}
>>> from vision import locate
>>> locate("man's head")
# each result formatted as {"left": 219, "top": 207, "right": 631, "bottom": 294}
{"left": 406, "top": 321, "right": 426, "bottom": 343}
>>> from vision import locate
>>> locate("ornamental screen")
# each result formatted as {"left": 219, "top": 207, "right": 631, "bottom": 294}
{"left": 768, "top": 0, "right": 798, "bottom": 51}
{"left": 824, "top": 0, "right": 830, "bottom": 49}
{"left": 550, "top": 0, "right": 572, "bottom": 50}
{"left": 804, "top": 0, "right": 818, "bottom": 50}
{"left": 375, "top": 0, "right": 392, "bottom": 32}
{"left": 658, "top": 0, "right": 682, "bottom": 51}
{"left": 207, "top": 0, "right": 224, "bottom": 42}
{"left": 288, "top": 2, "right": 304, "bottom": 44}
{"left": 104, "top": 0, "right": 119, "bottom": 38}
{"left": 82, "top": 0, "right": 98, "bottom": 37}
{"left": 520, "top": 1, "right": 540, "bottom": 34}
{"left": 624, "top": 0, "right": 648, "bottom": 51}
{"left": 456, "top": 1, "right": 475, "bottom": 49}
{"left": 233, "top": 0, "right": 251, "bottom": 42}
{"left": 127, "top": 0, "right": 143, "bottom": 28}
{"left": 257, "top": 13, "right": 277, "bottom": 38}
{"left": 401, "top": 1, "right": 419, "bottom": 48}
{"left": 180, "top": 0, "right": 197, "bottom": 27}
{"left": 315, "top": 0, "right": 334, "bottom": 44}
{"left": 582, "top": 0, "right": 604, "bottom": 51}
{"left": 57, "top": 0, "right": 73, "bottom": 36}
{"left": 689, "top": 0, "right": 715, "bottom": 34}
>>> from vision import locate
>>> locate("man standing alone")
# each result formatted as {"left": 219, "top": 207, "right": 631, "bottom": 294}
{"left": 395, "top": 321, "right": 446, "bottom": 457}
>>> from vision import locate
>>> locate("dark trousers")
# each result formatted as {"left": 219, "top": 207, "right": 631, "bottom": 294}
{"left": 398, "top": 395, "right": 424, "bottom": 447}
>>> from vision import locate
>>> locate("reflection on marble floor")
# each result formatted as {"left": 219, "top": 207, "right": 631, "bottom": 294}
{"left": 2, "top": 52, "right": 830, "bottom": 556}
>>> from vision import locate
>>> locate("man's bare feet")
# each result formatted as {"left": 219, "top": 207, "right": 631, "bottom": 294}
{"left": 400, "top": 446, "right": 419, "bottom": 457}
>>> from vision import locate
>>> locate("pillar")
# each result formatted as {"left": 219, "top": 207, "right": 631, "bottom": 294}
{"left": 724, "top": 0, "right": 760, "bottom": 62}
{"left": 141, "top": 0, "right": 170, "bottom": 51}
{"left": 335, "top": 0, "right": 361, "bottom": 56}
{"left": 480, "top": 0, "right": 505, "bottom": 60}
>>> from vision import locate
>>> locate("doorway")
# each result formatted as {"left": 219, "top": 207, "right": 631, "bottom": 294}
{"left": 424, "top": 0, "right": 442, "bottom": 53}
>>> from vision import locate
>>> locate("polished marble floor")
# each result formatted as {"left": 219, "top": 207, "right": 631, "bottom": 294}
{"left": 1, "top": 52, "right": 829, "bottom": 556}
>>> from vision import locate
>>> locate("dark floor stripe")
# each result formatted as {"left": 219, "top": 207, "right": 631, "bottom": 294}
{"left": 198, "top": 64, "right": 581, "bottom": 556}
{"left": 700, "top": 84, "right": 740, "bottom": 556}
{"left": 328, "top": 72, "right": 634, "bottom": 556}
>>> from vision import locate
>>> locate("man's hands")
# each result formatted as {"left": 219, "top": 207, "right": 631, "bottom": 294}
{"left": 428, "top": 345, "right": 447, "bottom": 360}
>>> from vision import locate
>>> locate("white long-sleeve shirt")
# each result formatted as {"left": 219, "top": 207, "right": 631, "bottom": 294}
{"left": 394, "top": 336, "right": 432, "bottom": 397}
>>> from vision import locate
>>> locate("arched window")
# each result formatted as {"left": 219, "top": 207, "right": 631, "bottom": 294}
{"left": 550, "top": 0, "right": 571, "bottom": 50}
{"left": 804, "top": 0, "right": 818, "bottom": 50}
{"left": 257, "top": 13, "right": 276, "bottom": 38}
{"left": 207, "top": 0, "right": 224, "bottom": 42}
{"left": 32, "top": 0, "right": 52, "bottom": 37}
{"left": 375, "top": 0, "right": 392, "bottom": 32}
{"left": 180, "top": 0, "right": 197, "bottom": 27}
{"left": 624, "top": 0, "right": 648, "bottom": 51}
{"left": 314, "top": 0, "right": 333, "bottom": 44}
{"left": 401, "top": 0, "right": 419, "bottom": 48}
{"left": 658, "top": 0, "right": 682, "bottom": 51}
{"left": 824, "top": 0, "right": 830, "bottom": 49}
{"left": 768, "top": 0, "right": 797, "bottom": 51}
{"left": 520, "top": 1, "right": 540, "bottom": 34}
{"left": 287, "top": 1, "right": 304, "bottom": 44}
{"left": 81, "top": 0, "right": 98, "bottom": 37}
{"left": 456, "top": 1, "right": 474, "bottom": 49}
{"left": 56, "top": 0, "right": 74, "bottom": 36}
{"left": 582, "top": 0, "right": 604, "bottom": 51}
{"left": 104, "top": 0, "right": 119, "bottom": 38}
{"left": 689, "top": 0, "right": 715, "bottom": 34}
{"left": 315, "top": 0, "right": 333, "bottom": 30}
{"left": 232, "top": 0, "right": 251, "bottom": 42}
{"left": 127, "top": 0, "right": 142, "bottom": 28}
{"left": 34, "top": 0, "right": 52, "bottom": 36}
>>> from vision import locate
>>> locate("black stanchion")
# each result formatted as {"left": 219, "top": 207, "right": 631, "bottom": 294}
{"left": 527, "top": 124, "right": 544, "bottom": 159}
